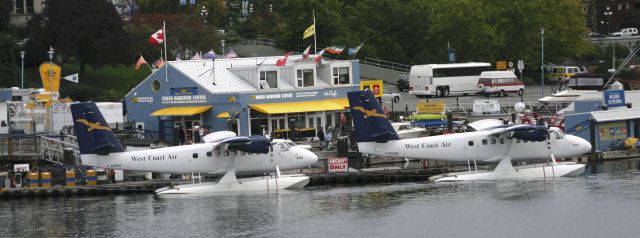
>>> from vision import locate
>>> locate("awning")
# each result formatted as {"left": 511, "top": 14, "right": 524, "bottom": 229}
{"left": 217, "top": 112, "right": 231, "bottom": 118}
{"left": 327, "top": 98, "right": 349, "bottom": 108}
{"left": 150, "top": 106, "right": 212, "bottom": 116}
{"left": 250, "top": 100, "right": 344, "bottom": 114}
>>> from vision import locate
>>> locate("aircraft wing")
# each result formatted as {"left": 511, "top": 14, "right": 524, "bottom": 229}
{"left": 488, "top": 124, "right": 548, "bottom": 142}
{"left": 220, "top": 136, "right": 271, "bottom": 154}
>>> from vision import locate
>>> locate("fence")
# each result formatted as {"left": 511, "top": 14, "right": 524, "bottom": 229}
{"left": 360, "top": 58, "right": 411, "bottom": 72}
{"left": 240, "top": 38, "right": 277, "bottom": 47}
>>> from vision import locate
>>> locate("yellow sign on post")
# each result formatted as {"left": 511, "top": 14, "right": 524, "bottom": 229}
{"left": 496, "top": 61, "right": 507, "bottom": 70}
{"left": 39, "top": 63, "right": 62, "bottom": 92}
{"left": 360, "top": 80, "right": 384, "bottom": 98}
{"left": 416, "top": 102, "right": 446, "bottom": 114}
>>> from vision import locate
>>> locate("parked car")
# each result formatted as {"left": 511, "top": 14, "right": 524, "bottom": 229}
{"left": 396, "top": 75, "right": 409, "bottom": 92}
{"left": 611, "top": 28, "right": 638, "bottom": 37}
{"left": 544, "top": 66, "right": 585, "bottom": 84}
{"left": 477, "top": 71, "right": 525, "bottom": 97}
{"left": 382, "top": 92, "right": 401, "bottom": 103}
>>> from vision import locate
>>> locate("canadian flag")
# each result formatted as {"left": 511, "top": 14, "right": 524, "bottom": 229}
{"left": 276, "top": 52, "right": 292, "bottom": 66}
{"left": 148, "top": 29, "right": 164, "bottom": 45}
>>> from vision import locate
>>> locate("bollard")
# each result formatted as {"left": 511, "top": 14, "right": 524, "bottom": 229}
{"left": 86, "top": 169, "right": 97, "bottom": 186}
{"left": 40, "top": 172, "right": 51, "bottom": 188}
{"left": 28, "top": 172, "right": 39, "bottom": 188}
{"left": 65, "top": 169, "right": 76, "bottom": 187}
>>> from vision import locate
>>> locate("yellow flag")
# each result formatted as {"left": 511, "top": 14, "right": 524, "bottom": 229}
{"left": 303, "top": 24, "right": 315, "bottom": 39}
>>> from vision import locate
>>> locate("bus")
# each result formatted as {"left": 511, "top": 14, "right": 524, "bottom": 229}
{"left": 408, "top": 62, "right": 491, "bottom": 97}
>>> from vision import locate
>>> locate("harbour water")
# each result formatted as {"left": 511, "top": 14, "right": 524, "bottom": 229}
{"left": 2, "top": 159, "right": 640, "bottom": 238}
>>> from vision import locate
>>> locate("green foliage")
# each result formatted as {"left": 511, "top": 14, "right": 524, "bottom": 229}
{"left": 0, "top": 33, "right": 19, "bottom": 87}
{"left": 0, "top": 0, "right": 12, "bottom": 31}
{"left": 25, "top": 0, "right": 132, "bottom": 76}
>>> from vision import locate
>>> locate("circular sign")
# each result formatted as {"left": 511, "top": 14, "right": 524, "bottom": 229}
{"left": 508, "top": 61, "right": 514, "bottom": 68}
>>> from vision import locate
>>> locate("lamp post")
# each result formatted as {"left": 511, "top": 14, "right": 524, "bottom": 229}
{"left": 19, "top": 51, "right": 25, "bottom": 89}
{"left": 47, "top": 46, "right": 55, "bottom": 134}
{"left": 200, "top": 5, "right": 208, "bottom": 25}
{"left": 540, "top": 28, "right": 544, "bottom": 99}
{"left": 221, "top": 39, "right": 225, "bottom": 55}
{"left": 602, "top": 7, "right": 614, "bottom": 71}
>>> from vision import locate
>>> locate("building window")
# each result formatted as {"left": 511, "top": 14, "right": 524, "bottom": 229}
{"left": 26, "top": 0, "right": 34, "bottom": 14}
{"left": 16, "top": 0, "right": 24, "bottom": 14}
{"left": 333, "top": 67, "right": 350, "bottom": 85}
{"left": 260, "top": 70, "right": 278, "bottom": 89}
{"left": 296, "top": 69, "right": 314, "bottom": 87}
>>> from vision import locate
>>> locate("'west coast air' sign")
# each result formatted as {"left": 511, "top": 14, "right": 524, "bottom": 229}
{"left": 603, "top": 89, "right": 625, "bottom": 108}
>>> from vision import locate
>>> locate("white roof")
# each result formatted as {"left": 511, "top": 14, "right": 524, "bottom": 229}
{"left": 479, "top": 71, "right": 517, "bottom": 78}
{"left": 411, "top": 62, "right": 490, "bottom": 69}
{"left": 591, "top": 108, "right": 640, "bottom": 122}
{"left": 169, "top": 55, "right": 322, "bottom": 94}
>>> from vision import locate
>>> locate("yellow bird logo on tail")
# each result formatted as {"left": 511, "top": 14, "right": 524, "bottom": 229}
{"left": 353, "top": 106, "right": 387, "bottom": 118}
{"left": 75, "top": 119, "right": 112, "bottom": 132}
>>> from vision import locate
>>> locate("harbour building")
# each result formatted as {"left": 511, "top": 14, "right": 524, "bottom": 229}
{"left": 124, "top": 56, "right": 360, "bottom": 144}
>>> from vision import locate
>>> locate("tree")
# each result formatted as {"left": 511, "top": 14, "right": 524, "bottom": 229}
{"left": 25, "top": 0, "right": 132, "bottom": 77}
{"left": 0, "top": 33, "right": 19, "bottom": 87}
{"left": 0, "top": 0, "right": 12, "bottom": 31}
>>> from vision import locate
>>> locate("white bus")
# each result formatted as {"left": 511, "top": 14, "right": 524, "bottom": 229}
{"left": 408, "top": 62, "right": 491, "bottom": 97}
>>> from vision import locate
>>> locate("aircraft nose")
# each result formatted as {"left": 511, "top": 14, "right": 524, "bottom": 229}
{"left": 581, "top": 138, "right": 592, "bottom": 154}
{"left": 304, "top": 149, "right": 319, "bottom": 165}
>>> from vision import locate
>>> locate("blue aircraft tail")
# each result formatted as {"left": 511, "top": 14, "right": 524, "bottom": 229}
{"left": 71, "top": 102, "right": 123, "bottom": 155}
{"left": 347, "top": 91, "right": 400, "bottom": 143}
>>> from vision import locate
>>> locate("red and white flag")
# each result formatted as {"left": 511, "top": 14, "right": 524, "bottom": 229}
{"left": 276, "top": 52, "right": 292, "bottom": 66}
{"left": 314, "top": 50, "right": 325, "bottom": 63}
{"left": 153, "top": 58, "right": 165, "bottom": 68}
{"left": 148, "top": 29, "right": 164, "bottom": 45}
{"left": 191, "top": 52, "right": 201, "bottom": 60}
{"left": 302, "top": 45, "right": 311, "bottom": 60}
{"left": 135, "top": 55, "right": 147, "bottom": 71}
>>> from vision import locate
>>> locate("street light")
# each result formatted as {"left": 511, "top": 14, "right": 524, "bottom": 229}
{"left": 200, "top": 6, "right": 208, "bottom": 25}
{"left": 540, "top": 28, "right": 544, "bottom": 99}
{"left": 19, "top": 51, "right": 25, "bottom": 89}
{"left": 47, "top": 46, "right": 55, "bottom": 134}
{"left": 603, "top": 7, "right": 612, "bottom": 35}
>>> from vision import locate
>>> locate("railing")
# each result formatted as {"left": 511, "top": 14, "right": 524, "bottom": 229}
{"left": 39, "top": 135, "right": 80, "bottom": 165}
{"left": 360, "top": 57, "right": 411, "bottom": 72}
{"left": 0, "top": 135, "right": 38, "bottom": 161}
{"left": 239, "top": 38, "right": 277, "bottom": 47}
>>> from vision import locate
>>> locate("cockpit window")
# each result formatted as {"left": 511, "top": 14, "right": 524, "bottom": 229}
{"left": 279, "top": 143, "right": 290, "bottom": 152}
{"left": 553, "top": 131, "right": 564, "bottom": 139}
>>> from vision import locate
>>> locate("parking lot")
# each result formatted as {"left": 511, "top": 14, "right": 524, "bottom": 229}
{"left": 381, "top": 84, "right": 561, "bottom": 113}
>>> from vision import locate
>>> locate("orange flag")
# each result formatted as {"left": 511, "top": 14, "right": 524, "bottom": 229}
{"left": 135, "top": 55, "right": 148, "bottom": 71}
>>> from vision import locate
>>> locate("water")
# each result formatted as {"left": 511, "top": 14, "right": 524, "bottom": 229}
{"left": 2, "top": 159, "right": 640, "bottom": 238}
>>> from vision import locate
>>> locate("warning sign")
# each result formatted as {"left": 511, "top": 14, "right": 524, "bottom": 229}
{"left": 416, "top": 102, "right": 445, "bottom": 113}
{"left": 328, "top": 157, "right": 349, "bottom": 173}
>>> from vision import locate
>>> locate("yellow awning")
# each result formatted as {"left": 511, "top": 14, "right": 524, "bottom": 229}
{"left": 217, "top": 112, "right": 231, "bottom": 118}
{"left": 250, "top": 100, "right": 344, "bottom": 114}
{"left": 150, "top": 106, "right": 212, "bottom": 116}
{"left": 327, "top": 98, "right": 349, "bottom": 108}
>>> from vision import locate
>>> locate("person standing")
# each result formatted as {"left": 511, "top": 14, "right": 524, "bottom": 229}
{"left": 324, "top": 127, "right": 333, "bottom": 150}
{"left": 178, "top": 126, "right": 186, "bottom": 145}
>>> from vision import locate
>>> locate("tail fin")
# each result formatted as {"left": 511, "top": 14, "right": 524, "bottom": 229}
{"left": 71, "top": 102, "right": 123, "bottom": 155}
{"left": 347, "top": 91, "right": 399, "bottom": 143}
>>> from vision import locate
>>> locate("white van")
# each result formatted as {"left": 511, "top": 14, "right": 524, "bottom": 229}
{"left": 611, "top": 28, "right": 638, "bottom": 37}
{"left": 477, "top": 71, "right": 525, "bottom": 97}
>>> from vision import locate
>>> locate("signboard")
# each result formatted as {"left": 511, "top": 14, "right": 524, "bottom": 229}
{"left": 161, "top": 95, "right": 207, "bottom": 104}
{"left": 170, "top": 87, "right": 198, "bottom": 96}
{"left": 14, "top": 164, "right": 29, "bottom": 172}
{"left": 131, "top": 97, "right": 154, "bottom": 103}
{"left": 417, "top": 102, "right": 446, "bottom": 114}
{"left": 360, "top": 80, "right": 384, "bottom": 98}
{"left": 39, "top": 63, "right": 62, "bottom": 92}
{"left": 472, "top": 100, "right": 501, "bottom": 115}
{"left": 496, "top": 61, "right": 507, "bottom": 70}
{"left": 599, "top": 121, "right": 627, "bottom": 140}
{"left": 517, "top": 60, "right": 524, "bottom": 70}
{"left": 328, "top": 157, "right": 348, "bottom": 173}
{"left": 448, "top": 48, "right": 455, "bottom": 63}
{"left": 603, "top": 89, "right": 625, "bottom": 108}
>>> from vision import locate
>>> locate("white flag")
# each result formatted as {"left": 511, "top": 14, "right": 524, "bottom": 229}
{"left": 64, "top": 73, "right": 79, "bottom": 83}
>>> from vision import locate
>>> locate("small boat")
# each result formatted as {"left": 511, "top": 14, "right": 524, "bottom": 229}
{"left": 392, "top": 122, "right": 428, "bottom": 139}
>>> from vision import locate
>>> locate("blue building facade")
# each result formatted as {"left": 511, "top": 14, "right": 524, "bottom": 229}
{"left": 124, "top": 56, "right": 360, "bottom": 144}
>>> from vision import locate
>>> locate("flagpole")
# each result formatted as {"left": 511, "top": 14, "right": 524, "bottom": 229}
{"left": 163, "top": 21, "right": 168, "bottom": 81}
{"left": 351, "top": 41, "right": 365, "bottom": 60}
{"left": 313, "top": 10, "right": 317, "bottom": 54}
{"left": 142, "top": 54, "right": 153, "bottom": 71}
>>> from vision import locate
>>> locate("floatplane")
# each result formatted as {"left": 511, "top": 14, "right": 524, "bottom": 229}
{"left": 347, "top": 91, "right": 591, "bottom": 182}
{"left": 71, "top": 102, "right": 318, "bottom": 195}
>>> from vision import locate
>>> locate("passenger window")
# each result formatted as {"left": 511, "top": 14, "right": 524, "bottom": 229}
{"left": 482, "top": 139, "right": 488, "bottom": 145}
{"left": 499, "top": 138, "right": 505, "bottom": 144}
{"left": 206, "top": 151, "right": 213, "bottom": 157}
{"left": 224, "top": 150, "right": 230, "bottom": 156}
{"left": 491, "top": 138, "right": 496, "bottom": 144}
{"left": 468, "top": 141, "right": 474, "bottom": 146}
{"left": 193, "top": 153, "right": 198, "bottom": 159}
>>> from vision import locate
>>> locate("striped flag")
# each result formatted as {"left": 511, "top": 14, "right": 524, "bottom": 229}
{"left": 324, "top": 46, "right": 343, "bottom": 54}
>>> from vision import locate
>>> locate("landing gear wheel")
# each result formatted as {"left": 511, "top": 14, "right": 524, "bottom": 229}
{"left": 394, "top": 96, "right": 400, "bottom": 103}
{"left": 518, "top": 89, "right": 524, "bottom": 96}
{"left": 443, "top": 88, "right": 450, "bottom": 97}
{"left": 498, "top": 90, "right": 506, "bottom": 97}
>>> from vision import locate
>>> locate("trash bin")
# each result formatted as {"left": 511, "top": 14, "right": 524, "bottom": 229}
{"left": 337, "top": 136, "right": 349, "bottom": 157}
